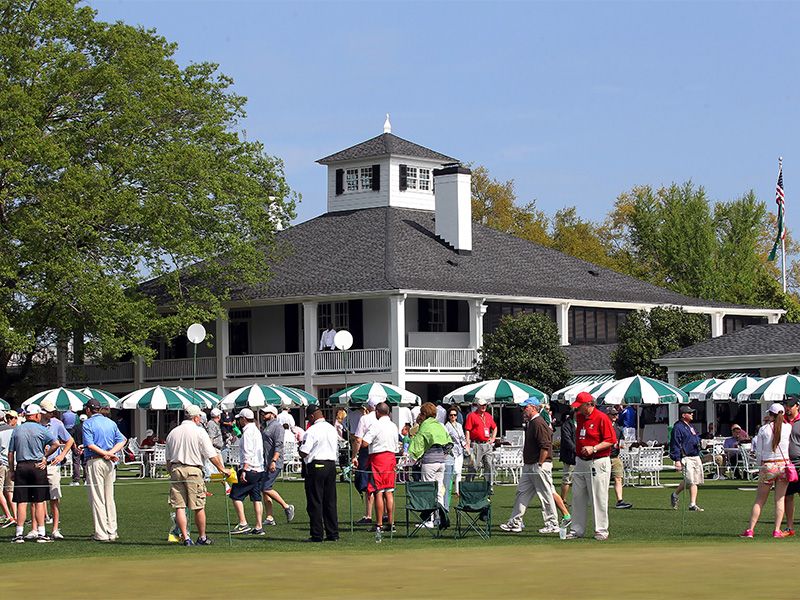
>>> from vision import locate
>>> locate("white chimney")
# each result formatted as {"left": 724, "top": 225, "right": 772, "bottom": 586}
{"left": 433, "top": 166, "right": 472, "bottom": 254}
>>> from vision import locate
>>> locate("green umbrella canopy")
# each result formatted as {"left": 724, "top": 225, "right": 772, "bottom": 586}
{"left": 444, "top": 379, "right": 548, "bottom": 405}
{"left": 329, "top": 382, "right": 420, "bottom": 406}
{"left": 594, "top": 375, "right": 688, "bottom": 405}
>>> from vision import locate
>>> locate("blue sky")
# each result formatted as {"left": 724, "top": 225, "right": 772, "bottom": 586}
{"left": 89, "top": 0, "right": 799, "bottom": 239}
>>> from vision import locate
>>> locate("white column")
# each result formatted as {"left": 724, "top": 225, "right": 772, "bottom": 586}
{"left": 389, "top": 295, "right": 407, "bottom": 388}
{"left": 215, "top": 314, "right": 229, "bottom": 396}
{"left": 303, "top": 301, "right": 318, "bottom": 393}
{"left": 710, "top": 312, "right": 725, "bottom": 338}
{"left": 133, "top": 356, "right": 147, "bottom": 439}
{"left": 706, "top": 398, "right": 716, "bottom": 433}
{"left": 468, "top": 298, "right": 487, "bottom": 349}
{"left": 556, "top": 303, "right": 570, "bottom": 346}
{"left": 667, "top": 368, "right": 679, "bottom": 424}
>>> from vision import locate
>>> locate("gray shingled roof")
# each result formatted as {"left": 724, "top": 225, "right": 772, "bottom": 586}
{"left": 563, "top": 344, "right": 617, "bottom": 374}
{"left": 659, "top": 323, "right": 800, "bottom": 360}
{"left": 231, "top": 207, "right": 760, "bottom": 309}
{"left": 317, "top": 133, "right": 457, "bottom": 165}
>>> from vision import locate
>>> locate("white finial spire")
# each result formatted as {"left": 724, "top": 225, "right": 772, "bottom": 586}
{"left": 383, "top": 113, "right": 391, "bottom": 134}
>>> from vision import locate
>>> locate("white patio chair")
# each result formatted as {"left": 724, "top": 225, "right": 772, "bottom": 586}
{"left": 226, "top": 441, "right": 240, "bottom": 467}
{"left": 281, "top": 439, "right": 302, "bottom": 478}
{"left": 619, "top": 449, "right": 636, "bottom": 487}
{"left": 736, "top": 447, "right": 760, "bottom": 481}
{"left": 149, "top": 443, "right": 168, "bottom": 478}
{"left": 122, "top": 437, "right": 146, "bottom": 478}
{"left": 60, "top": 452, "right": 73, "bottom": 479}
{"left": 492, "top": 446, "right": 522, "bottom": 484}
{"left": 634, "top": 446, "right": 665, "bottom": 487}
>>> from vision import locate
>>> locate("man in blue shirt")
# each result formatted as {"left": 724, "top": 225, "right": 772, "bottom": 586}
{"left": 82, "top": 398, "right": 126, "bottom": 542}
{"left": 40, "top": 399, "right": 74, "bottom": 540}
{"left": 669, "top": 405, "right": 705, "bottom": 512}
{"left": 619, "top": 404, "right": 637, "bottom": 443}
{"left": 8, "top": 404, "right": 59, "bottom": 543}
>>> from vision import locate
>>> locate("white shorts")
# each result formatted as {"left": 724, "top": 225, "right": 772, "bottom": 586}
{"left": 681, "top": 456, "right": 704, "bottom": 486}
{"left": 47, "top": 464, "right": 62, "bottom": 500}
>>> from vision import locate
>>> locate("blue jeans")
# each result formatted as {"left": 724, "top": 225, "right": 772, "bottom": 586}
{"left": 442, "top": 455, "right": 455, "bottom": 510}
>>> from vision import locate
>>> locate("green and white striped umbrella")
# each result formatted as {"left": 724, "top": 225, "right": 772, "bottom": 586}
{"left": 269, "top": 385, "right": 318, "bottom": 406}
{"left": 699, "top": 376, "right": 762, "bottom": 402}
{"left": 77, "top": 387, "right": 121, "bottom": 409}
{"left": 119, "top": 386, "right": 204, "bottom": 410}
{"left": 0, "top": 398, "right": 10, "bottom": 410}
{"left": 594, "top": 375, "right": 688, "bottom": 405}
{"left": 220, "top": 384, "right": 313, "bottom": 410}
{"left": 23, "top": 387, "right": 92, "bottom": 412}
{"left": 329, "top": 382, "right": 421, "bottom": 406}
{"left": 552, "top": 380, "right": 614, "bottom": 403}
{"left": 680, "top": 378, "right": 724, "bottom": 400}
{"left": 174, "top": 387, "right": 221, "bottom": 409}
{"left": 736, "top": 374, "right": 800, "bottom": 403}
{"left": 443, "top": 379, "right": 548, "bottom": 406}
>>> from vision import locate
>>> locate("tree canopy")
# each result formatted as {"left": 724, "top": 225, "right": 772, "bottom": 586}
{"left": 477, "top": 312, "right": 570, "bottom": 394}
{"left": 611, "top": 307, "right": 710, "bottom": 380}
{"left": 0, "top": 0, "right": 295, "bottom": 396}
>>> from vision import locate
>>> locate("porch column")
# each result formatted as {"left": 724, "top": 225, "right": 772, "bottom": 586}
{"left": 667, "top": 367, "right": 679, "bottom": 425}
{"left": 389, "top": 295, "right": 407, "bottom": 388}
{"left": 710, "top": 312, "right": 725, "bottom": 338}
{"left": 556, "top": 303, "right": 570, "bottom": 346}
{"left": 133, "top": 356, "right": 146, "bottom": 439}
{"left": 468, "top": 298, "right": 487, "bottom": 349}
{"left": 215, "top": 314, "right": 229, "bottom": 397}
{"left": 303, "top": 301, "right": 318, "bottom": 394}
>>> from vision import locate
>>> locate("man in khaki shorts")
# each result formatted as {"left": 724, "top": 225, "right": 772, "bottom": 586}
{"left": 165, "top": 404, "right": 227, "bottom": 546}
{"left": 0, "top": 410, "right": 19, "bottom": 526}
{"left": 669, "top": 405, "right": 705, "bottom": 512}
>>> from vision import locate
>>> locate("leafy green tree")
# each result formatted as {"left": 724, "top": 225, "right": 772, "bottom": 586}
{"left": 551, "top": 206, "right": 619, "bottom": 270}
{"left": 611, "top": 307, "right": 710, "bottom": 379}
{"left": 477, "top": 313, "right": 570, "bottom": 394}
{"left": 470, "top": 165, "right": 551, "bottom": 246}
{"left": 0, "top": 0, "right": 295, "bottom": 396}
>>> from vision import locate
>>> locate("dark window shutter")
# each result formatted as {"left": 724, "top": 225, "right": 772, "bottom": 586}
{"left": 446, "top": 300, "right": 459, "bottom": 332}
{"left": 348, "top": 300, "right": 363, "bottom": 349}
{"left": 399, "top": 164, "right": 408, "bottom": 191}
{"left": 284, "top": 304, "right": 299, "bottom": 353}
{"left": 335, "top": 169, "right": 344, "bottom": 195}
{"left": 418, "top": 298, "right": 431, "bottom": 332}
{"left": 372, "top": 164, "right": 380, "bottom": 191}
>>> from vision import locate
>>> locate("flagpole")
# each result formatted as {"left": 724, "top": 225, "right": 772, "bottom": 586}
{"left": 781, "top": 157, "right": 786, "bottom": 293}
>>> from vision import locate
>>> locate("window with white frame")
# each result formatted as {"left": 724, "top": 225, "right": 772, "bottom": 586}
{"left": 419, "top": 168, "right": 431, "bottom": 190}
{"left": 318, "top": 302, "right": 350, "bottom": 336}
{"left": 406, "top": 166, "right": 418, "bottom": 190}
{"left": 428, "top": 299, "right": 446, "bottom": 332}
{"left": 345, "top": 166, "right": 373, "bottom": 193}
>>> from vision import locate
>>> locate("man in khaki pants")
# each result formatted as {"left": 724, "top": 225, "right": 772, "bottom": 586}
{"left": 82, "top": 398, "right": 126, "bottom": 542}
{"left": 566, "top": 392, "right": 617, "bottom": 541}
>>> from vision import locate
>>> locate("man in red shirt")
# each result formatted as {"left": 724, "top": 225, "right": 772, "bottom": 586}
{"left": 567, "top": 391, "right": 617, "bottom": 541}
{"left": 464, "top": 400, "right": 497, "bottom": 485}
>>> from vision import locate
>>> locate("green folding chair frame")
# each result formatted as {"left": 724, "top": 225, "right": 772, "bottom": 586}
{"left": 455, "top": 480, "right": 491, "bottom": 539}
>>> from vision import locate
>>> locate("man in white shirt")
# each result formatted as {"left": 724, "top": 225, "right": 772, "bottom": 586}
{"left": 351, "top": 398, "right": 378, "bottom": 525}
{"left": 165, "top": 405, "right": 227, "bottom": 545}
{"left": 228, "top": 408, "right": 267, "bottom": 535}
{"left": 319, "top": 324, "right": 336, "bottom": 350}
{"left": 277, "top": 407, "right": 296, "bottom": 429}
{"left": 299, "top": 405, "right": 339, "bottom": 542}
{"left": 361, "top": 402, "right": 399, "bottom": 540}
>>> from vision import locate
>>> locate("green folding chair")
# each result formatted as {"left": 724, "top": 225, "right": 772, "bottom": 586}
{"left": 455, "top": 480, "right": 491, "bottom": 539}
{"left": 405, "top": 481, "right": 442, "bottom": 538}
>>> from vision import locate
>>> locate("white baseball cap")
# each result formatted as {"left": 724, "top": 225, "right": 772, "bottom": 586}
{"left": 476, "top": 398, "right": 489, "bottom": 406}
{"left": 39, "top": 399, "right": 57, "bottom": 413}
{"left": 768, "top": 403, "right": 785, "bottom": 415}
{"left": 260, "top": 405, "right": 278, "bottom": 416}
{"left": 366, "top": 397, "right": 380, "bottom": 409}
{"left": 24, "top": 404, "right": 42, "bottom": 415}
{"left": 185, "top": 405, "right": 202, "bottom": 417}
{"left": 210, "top": 408, "right": 221, "bottom": 417}
{"left": 235, "top": 408, "right": 254, "bottom": 420}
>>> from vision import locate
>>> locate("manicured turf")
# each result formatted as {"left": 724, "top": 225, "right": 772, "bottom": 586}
{"left": 0, "top": 468, "right": 794, "bottom": 598}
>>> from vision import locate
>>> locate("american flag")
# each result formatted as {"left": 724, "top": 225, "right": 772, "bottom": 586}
{"left": 777, "top": 163, "right": 785, "bottom": 241}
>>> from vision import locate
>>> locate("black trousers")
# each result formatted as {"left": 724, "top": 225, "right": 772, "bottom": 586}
{"left": 305, "top": 460, "right": 338, "bottom": 540}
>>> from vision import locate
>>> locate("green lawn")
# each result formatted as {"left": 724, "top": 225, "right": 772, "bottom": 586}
{"left": 1, "top": 467, "right": 796, "bottom": 598}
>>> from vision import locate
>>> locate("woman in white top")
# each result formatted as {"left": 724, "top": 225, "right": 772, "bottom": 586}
{"left": 741, "top": 403, "right": 792, "bottom": 538}
{"left": 444, "top": 407, "right": 467, "bottom": 496}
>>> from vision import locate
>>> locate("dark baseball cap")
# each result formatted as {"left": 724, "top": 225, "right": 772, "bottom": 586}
{"left": 784, "top": 397, "right": 799, "bottom": 407}
{"left": 85, "top": 398, "right": 102, "bottom": 410}
{"left": 679, "top": 405, "right": 696, "bottom": 414}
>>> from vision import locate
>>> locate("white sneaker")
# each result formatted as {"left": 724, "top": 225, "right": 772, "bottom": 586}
{"left": 538, "top": 525, "right": 560, "bottom": 534}
{"left": 24, "top": 531, "right": 38, "bottom": 540}
{"left": 45, "top": 516, "right": 53, "bottom": 525}
{"left": 594, "top": 532, "right": 609, "bottom": 541}
{"left": 500, "top": 521, "right": 523, "bottom": 533}
{"left": 52, "top": 530, "right": 64, "bottom": 540}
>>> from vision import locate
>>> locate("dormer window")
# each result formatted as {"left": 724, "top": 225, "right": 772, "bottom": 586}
{"left": 335, "top": 164, "right": 380, "bottom": 195}
{"left": 399, "top": 165, "right": 432, "bottom": 192}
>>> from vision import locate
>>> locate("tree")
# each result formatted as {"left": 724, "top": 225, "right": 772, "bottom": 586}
{"left": 470, "top": 165, "right": 551, "bottom": 246}
{"left": 551, "top": 206, "right": 619, "bottom": 270}
{"left": 477, "top": 313, "right": 570, "bottom": 394}
{"left": 611, "top": 307, "right": 710, "bottom": 380}
{"left": 0, "top": 0, "right": 295, "bottom": 397}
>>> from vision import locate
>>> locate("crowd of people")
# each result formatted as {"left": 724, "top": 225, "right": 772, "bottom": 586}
{"left": 2, "top": 389, "right": 800, "bottom": 545}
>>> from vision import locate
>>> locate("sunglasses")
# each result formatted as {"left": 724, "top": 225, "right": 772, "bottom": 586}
{"left": 449, "top": 413, "right": 458, "bottom": 417}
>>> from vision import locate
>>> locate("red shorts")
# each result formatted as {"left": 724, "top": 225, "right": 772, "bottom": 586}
{"left": 368, "top": 451, "right": 397, "bottom": 493}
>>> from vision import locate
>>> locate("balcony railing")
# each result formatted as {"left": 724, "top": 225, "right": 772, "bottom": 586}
{"left": 405, "top": 348, "right": 478, "bottom": 372}
{"left": 144, "top": 357, "right": 217, "bottom": 381}
{"left": 226, "top": 353, "right": 304, "bottom": 378}
{"left": 315, "top": 348, "right": 391, "bottom": 373}
{"left": 66, "top": 362, "right": 135, "bottom": 385}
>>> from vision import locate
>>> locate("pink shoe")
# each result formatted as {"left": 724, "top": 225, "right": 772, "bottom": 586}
{"left": 773, "top": 530, "right": 784, "bottom": 539}
{"left": 739, "top": 529, "right": 754, "bottom": 538}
